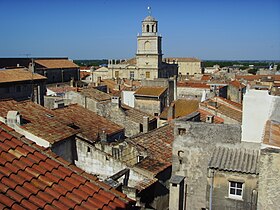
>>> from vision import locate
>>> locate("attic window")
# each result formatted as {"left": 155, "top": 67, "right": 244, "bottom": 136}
{"left": 45, "top": 113, "right": 54, "bottom": 118}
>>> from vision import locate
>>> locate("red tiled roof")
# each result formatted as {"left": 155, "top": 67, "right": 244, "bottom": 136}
{"left": 80, "top": 71, "right": 91, "bottom": 80}
{"left": 201, "top": 75, "right": 211, "bottom": 81}
{"left": 128, "top": 124, "right": 174, "bottom": 175}
{"left": 177, "top": 81, "right": 210, "bottom": 89}
{"left": 236, "top": 75, "right": 280, "bottom": 81}
{"left": 263, "top": 120, "right": 280, "bottom": 147}
{"left": 0, "top": 122, "right": 134, "bottom": 209}
{"left": 197, "top": 109, "right": 224, "bottom": 124}
{"left": 229, "top": 80, "right": 246, "bottom": 88}
{"left": 0, "top": 69, "right": 46, "bottom": 83}
{"left": 53, "top": 104, "right": 124, "bottom": 142}
{"left": 121, "top": 104, "right": 156, "bottom": 124}
{"left": 200, "top": 97, "right": 242, "bottom": 123}
{"left": 0, "top": 100, "right": 77, "bottom": 144}
{"left": 35, "top": 59, "right": 79, "bottom": 69}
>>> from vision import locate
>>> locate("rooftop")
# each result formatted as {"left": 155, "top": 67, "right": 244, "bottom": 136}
{"left": 0, "top": 100, "right": 77, "bottom": 144}
{"left": 80, "top": 88, "right": 112, "bottom": 102}
{"left": 121, "top": 104, "right": 156, "bottom": 124}
{"left": 53, "top": 104, "right": 124, "bottom": 142}
{"left": 263, "top": 120, "right": 280, "bottom": 147}
{"left": 177, "top": 81, "right": 210, "bottom": 89}
{"left": 200, "top": 97, "right": 242, "bottom": 123}
{"left": 0, "top": 122, "right": 133, "bottom": 209}
{"left": 35, "top": 59, "right": 79, "bottom": 69}
{"left": 165, "top": 57, "right": 201, "bottom": 62}
{"left": 134, "top": 86, "right": 167, "bottom": 97}
{"left": 160, "top": 99, "right": 199, "bottom": 120}
{"left": 128, "top": 123, "right": 174, "bottom": 175}
{"left": 0, "top": 68, "right": 46, "bottom": 83}
{"left": 209, "top": 146, "right": 259, "bottom": 174}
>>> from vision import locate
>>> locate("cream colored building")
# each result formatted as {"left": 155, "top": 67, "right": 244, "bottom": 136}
{"left": 165, "top": 57, "right": 201, "bottom": 76}
{"left": 93, "top": 14, "right": 177, "bottom": 81}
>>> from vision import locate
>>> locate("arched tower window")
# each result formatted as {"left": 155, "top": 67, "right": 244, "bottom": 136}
{"left": 152, "top": 25, "right": 154, "bottom": 32}
{"left": 146, "top": 25, "right": 149, "bottom": 32}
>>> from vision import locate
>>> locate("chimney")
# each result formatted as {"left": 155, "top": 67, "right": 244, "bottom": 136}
{"left": 111, "top": 96, "right": 120, "bottom": 107}
{"left": 97, "top": 76, "right": 101, "bottom": 85}
{"left": 174, "top": 76, "right": 177, "bottom": 101}
{"left": 130, "top": 79, "right": 134, "bottom": 87}
{"left": 167, "top": 103, "right": 175, "bottom": 121}
{"left": 206, "top": 115, "right": 214, "bottom": 123}
{"left": 70, "top": 77, "right": 74, "bottom": 87}
{"left": 142, "top": 116, "right": 149, "bottom": 133}
{"left": 6, "top": 111, "right": 22, "bottom": 128}
{"left": 100, "top": 130, "right": 107, "bottom": 143}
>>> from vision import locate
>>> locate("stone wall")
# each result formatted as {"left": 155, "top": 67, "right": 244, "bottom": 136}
{"left": 171, "top": 121, "right": 242, "bottom": 210}
{"left": 134, "top": 97, "right": 161, "bottom": 116}
{"left": 258, "top": 148, "right": 280, "bottom": 210}
{"left": 207, "top": 170, "right": 258, "bottom": 210}
{"left": 51, "top": 136, "right": 77, "bottom": 164}
{"left": 177, "top": 86, "right": 211, "bottom": 100}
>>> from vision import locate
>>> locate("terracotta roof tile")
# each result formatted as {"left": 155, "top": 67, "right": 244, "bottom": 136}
{"left": 121, "top": 104, "right": 156, "bottom": 124}
{"left": 35, "top": 59, "right": 79, "bottom": 69}
{"left": 128, "top": 123, "right": 174, "bottom": 175}
{"left": 200, "top": 97, "right": 242, "bottom": 123}
{"left": 177, "top": 81, "right": 210, "bottom": 88}
{"left": 263, "top": 120, "right": 280, "bottom": 147}
{"left": 134, "top": 86, "right": 167, "bottom": 97}
{"left": 53, "top": 104, "right": 124, "bottom": 142}
{"left": 0, "top": 68, "right": 46, "bottom": 83}
{"left": 0, "top": 100, "right": 78, "bottom": 144}
{"left": 0, "top": 122, "right": 134, "bottom": 209}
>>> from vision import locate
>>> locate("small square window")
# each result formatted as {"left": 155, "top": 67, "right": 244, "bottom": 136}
{"left": 229, "top": 181, "right": 243, "bottom": 200}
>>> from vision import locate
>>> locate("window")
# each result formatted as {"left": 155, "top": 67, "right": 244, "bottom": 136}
{"left": 178, "top": 128, "right": 186, "bottom": 135}
{"left": 229, "top": 181, "right": 243, "bottom": 199}
{"left": 137, "top": 155, "right": 144, "bottom": 163}
{"left": 145, "top": 71, "right": 150, "bottom": 79}
{"left": 87, "top": 146, "right": 91, "bottom": 153}
{"left": 130, "top": 71, "right": 134, "bottom": 79}
{"left": 146, "top": 24, "right": 149, "bottom": 32}
{"left": 115, "top": 71, "right": 119, "bottom": 78}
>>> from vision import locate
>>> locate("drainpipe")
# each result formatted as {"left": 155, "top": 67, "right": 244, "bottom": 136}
{"left": 209, "top": 170, "right": 215, "bottom": 210}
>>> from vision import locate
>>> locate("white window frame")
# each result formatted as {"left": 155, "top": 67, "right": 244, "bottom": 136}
{"left": 228, "top": 181, "right": 243, "bottom": 200}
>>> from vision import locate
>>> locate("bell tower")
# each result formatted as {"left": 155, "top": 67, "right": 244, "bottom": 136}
{"left": 136, "top": 7, "right": 162, "bottom": 72}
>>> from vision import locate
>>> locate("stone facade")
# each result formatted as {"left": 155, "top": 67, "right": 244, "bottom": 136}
{"left": 171, "top": 121, "right": 243, "bottom": 210}
{"left": 258, "top": 148, "right": 280, "bottom": 210}
{"left": 0, "top": 69, "right": 47, "bottom": 106}
{"left": 165, "top": 58, "right": 201, "bottom": 76}
{"left": 207, "top": 170, "right": 258, "bottom": 210}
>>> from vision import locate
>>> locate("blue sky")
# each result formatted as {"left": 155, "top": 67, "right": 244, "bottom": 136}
{"left": 0, "top": 0, "right": 279, "bottom": 60}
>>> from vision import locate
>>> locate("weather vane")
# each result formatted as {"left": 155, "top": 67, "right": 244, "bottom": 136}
{"left": 147, "top": 6, "right": 152, "bottom": 16}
